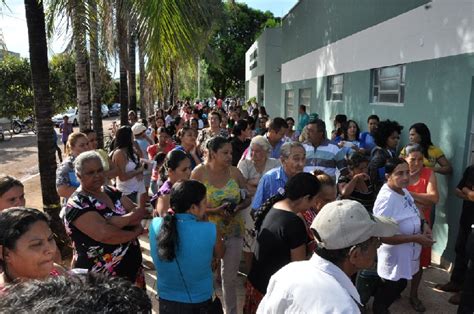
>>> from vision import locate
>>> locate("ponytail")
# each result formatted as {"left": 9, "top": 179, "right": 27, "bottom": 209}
{"left": 253, "top": 192, "right": 286, "bottom": 233}
{"left": 157, "top": 210, "right": 178, "bottom": 261}
{"left": 156, "top": 180, "right": 206, "bottom": 261}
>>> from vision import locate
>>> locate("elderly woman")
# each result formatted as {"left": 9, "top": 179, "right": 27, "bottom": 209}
{"left": 56, "top": 132, "right": 90, "bottom": 203}
{"left": 0, "top": 175, "right": 25, "bottom": 211}
{"left": 372, "top": 158, "right": 435, "bottom": 313}
{"left": 237, "top": 136, "right": 280, "bottom": 273}
{"left": 404, "top": 143, "right": 439, "bottom": 312}
{"left": 191, "top": 136, "right": 251, "bottom": 314}
{"left": 64, "top": 151, "right": 146, "bottom": 288}
{"left": 0, "top": 207, "right": 65, "bottom": 290}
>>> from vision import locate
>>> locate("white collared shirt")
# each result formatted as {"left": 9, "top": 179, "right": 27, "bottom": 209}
{"left": 373, "top": 184, "right": 421, "bottom": 281}
{"left": 257, "top": 254, "right": 362, "bottom": 314}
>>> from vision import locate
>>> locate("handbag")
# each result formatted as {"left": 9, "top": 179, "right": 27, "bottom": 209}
{"left": 176, "top": 259, "right": 223, "bottom": 314}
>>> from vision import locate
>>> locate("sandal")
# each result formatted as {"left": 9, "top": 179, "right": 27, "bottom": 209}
{"left": 409, "top": 296, "right": 426, "bottom": 312}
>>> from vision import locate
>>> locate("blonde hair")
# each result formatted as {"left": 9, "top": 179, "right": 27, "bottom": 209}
{"left": 65, "top": 132, "right": 88, "bottom": 156}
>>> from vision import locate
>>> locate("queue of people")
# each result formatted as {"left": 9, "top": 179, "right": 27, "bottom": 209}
{"left": 0, "top": 99, "right": 472, "bottom": 314}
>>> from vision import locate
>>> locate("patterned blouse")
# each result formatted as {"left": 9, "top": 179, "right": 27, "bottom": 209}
{"left": 63, "top": 186, "right": 145, "bottom": 288}
{"left": 204, "top": 178, "right": 243, "bottom": 239}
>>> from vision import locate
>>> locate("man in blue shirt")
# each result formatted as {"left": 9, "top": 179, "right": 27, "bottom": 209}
{"left": 297, "top": 105, "right": 310, "bottom": 133}
{"left": 251, "top": 142, "right": 306, "bottom": 212}
{"left": 359, "top": 114, "right": 379, "bottom": 155}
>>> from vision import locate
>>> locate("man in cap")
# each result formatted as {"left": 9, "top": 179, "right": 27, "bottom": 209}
{"left": 257, "top": 200, "right": 398, "bottom": 313}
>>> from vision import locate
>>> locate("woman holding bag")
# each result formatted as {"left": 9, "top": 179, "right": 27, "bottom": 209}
{"left": 149, "top": 180, "right": 224, "bottom": 313}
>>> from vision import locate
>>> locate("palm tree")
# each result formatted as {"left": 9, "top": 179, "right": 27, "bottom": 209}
{"left": 116, "top": 0, "right": 129, "bottom": 125}
{"left": 128, "top": 15, "right": 137, "bottom": 114}
{"left": 24, "top": 0, "right": 70, "bottom": 258}
{"left": 88, "top": 0, "right": 104, "bottom": 148}
{"left": 71, "top": 0, "right": 91, "bottom": 131}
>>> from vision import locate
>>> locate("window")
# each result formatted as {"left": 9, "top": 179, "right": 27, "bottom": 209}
{"left": 285, "top": 90, "right": 295, "bottom": 117}
{"left": 327, "top": 74, "right": 344, "bottom": 101}
{"left": 371, "top": 65, "right": 406, "bottom": 104}
{"left": 299, "top": 88, "right": 311, "bottom": 110}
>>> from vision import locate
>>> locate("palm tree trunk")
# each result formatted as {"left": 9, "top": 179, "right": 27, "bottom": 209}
{"left": 72, "top": 0, "right": 91, "bottom": 131}
{"left": 138, "top": 35, "right": 148, "bottom": 117}
{"left": 116, "top": 0, "right": 129, "bottom": 125}
{"left": 128, "top": 16, "right": 137, "bottom": 115}
{"left": 88, "top": 0, "right": 103, "bottom": 148}
{"left": 24, "top": 0, "right": 71, "bottom": 259}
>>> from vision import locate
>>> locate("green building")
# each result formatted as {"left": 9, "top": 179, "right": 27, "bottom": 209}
{"left": 246, "top": 0, "right": 474, "bottom": 265}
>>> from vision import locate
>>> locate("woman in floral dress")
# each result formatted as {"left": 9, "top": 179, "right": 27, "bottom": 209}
{"left": 64, "top": 151, "right": 147, "bottom": 288}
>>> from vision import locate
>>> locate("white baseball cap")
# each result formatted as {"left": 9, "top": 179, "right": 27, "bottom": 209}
{"left": 310, "top": 200, "right": 398, "bottom": 250}
{"left": 131, "top": 123, "right": 147, "bottom": 135}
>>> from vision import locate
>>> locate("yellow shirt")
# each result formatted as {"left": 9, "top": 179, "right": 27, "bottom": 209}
{"left": 400, "top": 145, "right": 445, "bottom": 168}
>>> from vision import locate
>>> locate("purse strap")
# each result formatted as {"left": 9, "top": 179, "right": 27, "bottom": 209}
{"left": 176, "top": 258, "right": 193, "bottom": 303}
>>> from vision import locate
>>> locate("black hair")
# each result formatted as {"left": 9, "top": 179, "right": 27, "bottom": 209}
{"left": 373, "top": 120, "right": 403, "bottom": 148}
{"left": 259, "top": 106, "right": 268, "bottom": 116}
{"left": 253, "top": 173, "right": 321, "bottom": 232}
{"left": 347, "top": 152, "right": 368, "bottom": 170}
{"left": 160, "top": 149, "right": 189, "bottom": 180}
{"left": 308, "top": 118, "right": 327, "bottom": 137}
{"left": 367, "top": 114, "right": 380, "bottom": 123}
{"left": 0, "top": 176, "right": 23, "bottom": 197}
{"left": 268, "top": 117, "right": 289, "bottom": 132}
{"left": 0, "top": 272, "right": 152, "bottom": 313}
{"left": 385, "top": 157, "right": 408, "bottom": 175}
{"left": 342, "top": 120, "right": 360, "bottom": 141}
{"left": 210, "top": 111, "right": 222, "bottom": 122}
{"left": 232, "top": 119, "right": 249, "bottom": 137}
{"left": 153, "top": 152, "right": 167, "bottom": 165}
{"left": 173, "top": 116, "right": 183, "bottom": 128}
{"left": 177, "top": 126, "right": 196, "bottom": 141}
{"left": 409, "top": 123, "right": 433, "bottom": 159}
{"left": 285, "top": 117, "right": 295, "bottom": 124}
{"left": 299, "top": 104, "right": 306, "bottom": 112}
{"left": 246, "top": 116, "right": 256, "bottom": 130}
{"left": 114, "top": 126, "right": 138, "bottom": 164}
{"left": 157, "top": 126, "right": 170, "bottom": 136}
{"left": 157, "top": 180, "right": 207, "bottom": 261}
{"left": 334, "top": 114, "right": 347, "bottom": 127}
{"left": 0, "top": 208, "right": 50, "bottom": 269}
{"left": 206, "top": 136, "right": 230, "bottom": 153}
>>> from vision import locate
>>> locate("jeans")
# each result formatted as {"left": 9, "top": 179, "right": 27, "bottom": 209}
{"left": 373, "top": 278, "right": 408, "bottom": 314}
{"left": 458, "top": 230, "right": 474, "bottom": 314}
{"left": 159, "top": 298, "right": 212, "bottom": 314}
{"left": 221, "top": 237, "right": 243, "bottom": 314}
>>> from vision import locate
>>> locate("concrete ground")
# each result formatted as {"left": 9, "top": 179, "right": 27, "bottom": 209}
{"left": 0, "top": 123, "right": 459, "bottom": 313}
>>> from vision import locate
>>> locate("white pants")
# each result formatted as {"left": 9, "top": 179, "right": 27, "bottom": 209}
{"left": 221, "top": 237, "right": 243, "bottom": 314}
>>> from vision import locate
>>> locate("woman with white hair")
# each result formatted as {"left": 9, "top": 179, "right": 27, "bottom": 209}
{"left": 237, "top": 135, "right": 280, "bottom": 273}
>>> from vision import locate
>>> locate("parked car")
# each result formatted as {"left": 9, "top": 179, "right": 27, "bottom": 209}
{"left": 90, "top": 104, "right": 109, "bottom": 118}
{"left": 52, "top": 108, "right": 78, "bottom": 127}
{"left": 108, "top": 103, "right": 120, "bottom": 116}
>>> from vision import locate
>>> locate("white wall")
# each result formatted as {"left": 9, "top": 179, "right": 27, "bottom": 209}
{"left": 281, "top": 0, "right": 474, "bottom": 83}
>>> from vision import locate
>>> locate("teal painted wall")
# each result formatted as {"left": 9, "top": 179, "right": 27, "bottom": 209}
{"left": 282, "top": 53, "right": 474, "bottom": 261}
{"left": 282, "top": 0, "right": 429, "bottom": 63}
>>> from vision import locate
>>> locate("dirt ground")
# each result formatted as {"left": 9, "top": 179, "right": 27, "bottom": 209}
{"left": 0, "top": 118, "right": 459, "bottom": 313}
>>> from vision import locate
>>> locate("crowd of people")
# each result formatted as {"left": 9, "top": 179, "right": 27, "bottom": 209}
{"left": 0, "top": 98, "right": 473, "bottom": 313}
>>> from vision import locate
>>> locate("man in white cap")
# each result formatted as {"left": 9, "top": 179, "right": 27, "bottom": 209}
{"left": 257, "top": 200, "right": 398, "bottom": 313}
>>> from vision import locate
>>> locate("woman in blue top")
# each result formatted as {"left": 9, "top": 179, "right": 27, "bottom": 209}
{"left": 149, "top": 180, "right": 224, "bottom": 314}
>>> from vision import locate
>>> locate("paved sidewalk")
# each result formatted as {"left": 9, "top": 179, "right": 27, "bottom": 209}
{"left": 139, "top": 235, "right": 458, "bottom": 314}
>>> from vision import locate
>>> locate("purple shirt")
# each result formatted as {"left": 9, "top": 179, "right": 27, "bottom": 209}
{"left": 60, "top": 122, "right": 73, "bottom": 143}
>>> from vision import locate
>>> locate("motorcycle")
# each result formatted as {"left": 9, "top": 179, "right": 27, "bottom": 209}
{"left": 12, "top": 117, "right": 36, "bottom": 134}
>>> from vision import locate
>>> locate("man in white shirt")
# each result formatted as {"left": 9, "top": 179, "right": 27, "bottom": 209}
{"left": 257, "top": 200, "right": 398, "bottom": 314}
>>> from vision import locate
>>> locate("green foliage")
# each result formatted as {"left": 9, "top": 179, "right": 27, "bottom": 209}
{"left": 0, "top": 55, "right": 34, "bottom": 118}
{"left": 205, "top": 3, "right": 276, "bottom": 99}
{"left": 0, "top": 52, "right": 116, "bottom": 119}
{"left": 49, "top": 53, "right": 77, "bottom": 113}
{"left": 178, "top": 59, "right": 213, "bottom": 100}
